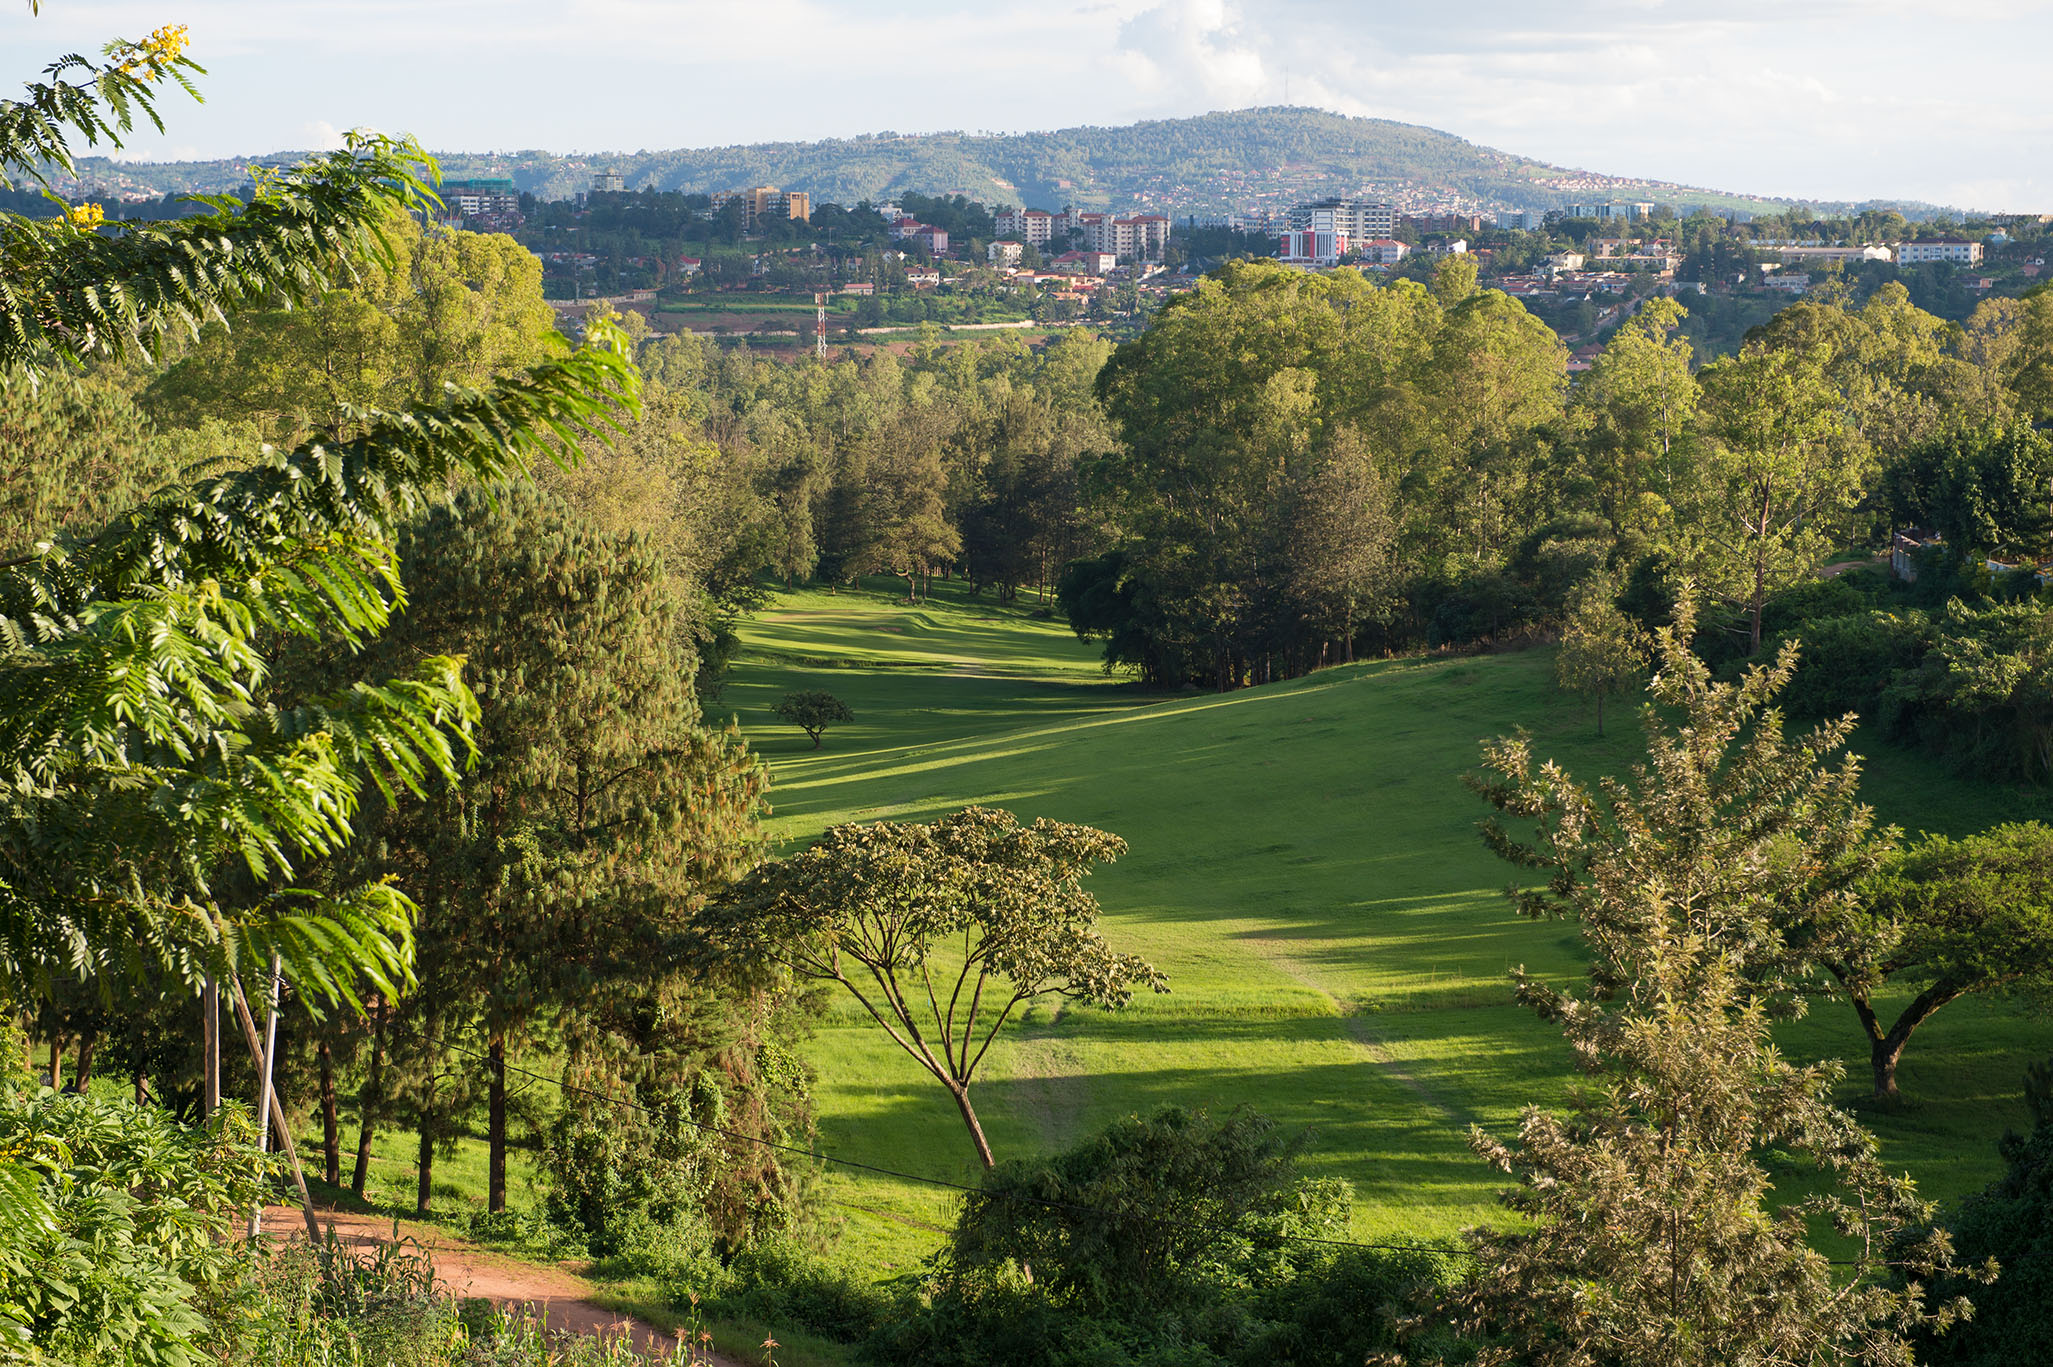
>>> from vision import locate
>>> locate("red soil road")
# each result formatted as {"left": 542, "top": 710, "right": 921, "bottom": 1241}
{"left": 260, "top": 1204, "right": 743, "bottom": 1365}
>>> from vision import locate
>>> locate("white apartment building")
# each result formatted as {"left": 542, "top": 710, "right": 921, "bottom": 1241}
{"left": 995, "top": 206, "right": 1170, "bottom": 261}
{"left": 1897, "top": 240, "right": 1984, "bottom": 266}
{"left": 988, "top": 240, "right": 1024, "bottom": 266}
{"left": 1288, "top": 198, "right": 1395, "bottom": 240}
{"left": 1356, "top": 238, "right": 1409, "bottom": 265}
{"left": 1778, "top": 245, "right": 1894, "bottom": 265}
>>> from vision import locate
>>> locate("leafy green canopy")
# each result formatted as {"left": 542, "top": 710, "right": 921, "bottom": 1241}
{"left": 0, "top": 20, "right": 640, "bottom": 1008}
{"left": 1460, "top": 605, "right": 1974, "bottom": 1367}
{"left": 710, "top": 806, "right": 1164, "bottom": 1166}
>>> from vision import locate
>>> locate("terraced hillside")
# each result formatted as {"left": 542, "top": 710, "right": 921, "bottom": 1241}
{"left": 722, "top": 580, "right": 2053, "bottom": 1275}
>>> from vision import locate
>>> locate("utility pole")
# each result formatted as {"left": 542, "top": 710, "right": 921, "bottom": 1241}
{"left": 247, "top": 954, "right": 283, "bottom": 1238}
{"left": 815, "top": 290, "right": 827, "bottom": 359}
{"left": 201, "top": 979, "right": 220, "bottom": 1117}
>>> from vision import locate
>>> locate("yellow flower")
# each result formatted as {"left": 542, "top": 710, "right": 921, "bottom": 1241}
{"left": 68, "top": 202, "right": 104, "bottom": 228}
{"left": 112, "top": 24, "right": 190, "bottom": 79}
{"left": 146, "top": 24, "right": 191, "bottom": 61}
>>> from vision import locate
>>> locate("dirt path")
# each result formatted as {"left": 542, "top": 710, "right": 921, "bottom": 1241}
{"left": 262, "top": 1204, "right": 741, "bottom": 1364}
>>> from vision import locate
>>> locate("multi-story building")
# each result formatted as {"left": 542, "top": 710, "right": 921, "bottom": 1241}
{"left": 1496, "top": 210, "right": 1543, "bottom": 231}
{"left": 592, "top": 170, "right": 625, "bottom": 194}
{"left": 443, "top": 178, "right": 520, "bottom": 217}
{"left": 1897, "top": 239, "right": 1984, "bottom": 266}
{"left": 1778, "top": 245, "right": 1894, "bottom": 265}
{"left": 988, "top": 241, "right": 1024, "bottom": 267}
{"left": 1278, "top": 229, "right": 1350, "bottom": 267}
{"left": 1356, "top": 238, "right": 1409, "bottom": 265}
{"left": 711, "top": 186, "right": 811, "bottom": 227}
{"left": 908, "top": 224, "right": 949, "bottom": 256}
{"left": 1565, "top": 201, "right": 1656, "bottom": 221}
{"left": 995, "top": 206, "right": 1169, "bottom": 262}
{"left": 1288, "top": 198, "right": 1395, "bottom": 241}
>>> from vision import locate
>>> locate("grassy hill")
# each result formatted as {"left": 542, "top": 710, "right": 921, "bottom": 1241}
{"left": 64, "top": 108, "right": 1794, "bottom": 217}
{"left": 722, "top": 579, "right": 2053, "bottom": 1276}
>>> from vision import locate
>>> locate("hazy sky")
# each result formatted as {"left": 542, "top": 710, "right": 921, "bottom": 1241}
{"left": 6, "top": 0, "right": 2050, "bottom": 209}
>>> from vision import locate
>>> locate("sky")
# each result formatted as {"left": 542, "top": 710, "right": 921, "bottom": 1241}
{"left": 5, "top": 0, "right": 2051, "bottom": 210}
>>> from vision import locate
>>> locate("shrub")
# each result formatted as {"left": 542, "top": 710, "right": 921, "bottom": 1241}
{"left": 0, "top": 1087, "right": 274, "bottom": 1364}
{"left": 1922, "top": 1054, "right": 2053, "bottom": 1364}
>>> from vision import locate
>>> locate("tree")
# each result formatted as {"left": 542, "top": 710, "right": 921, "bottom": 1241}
{"left": 1572, "top": 297, "right": 1698, "bottom": 542}
{"left": 1881, "top": 423, "right": 2053, "bottom": 566}
{"left": 1687, "top": 346, "right": 1863, "bottom": 652}
{"left": 1554, "top": 585, "right": 1647, "bottom": 736}
{"left": 709, "top": 806, "right": 1165, "bottom": 1167}
{"left": 1921, "top": 1053, "right": 2053, "bottom": 1365}
{"left": 1825, "top": 824, "right": 2053, "bottom": 1100}
{"left": 1281, "top": 427, "right": 1396, "bottom": 665}
{"left": 1458, "top": 604, "right": 1974, "bottom": 1367}
{"left": 773, "top": 690, "right": 854, "bottom": 749}
{"left": 0, "top": 23, "right": 640, "bottom": 1010}
{"left": 332, "top": 483, "right": 769, "bottom": 1211}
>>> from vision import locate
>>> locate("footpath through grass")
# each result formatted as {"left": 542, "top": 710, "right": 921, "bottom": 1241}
{"left": 722, "top": 579, "right": 2053, "bottom": 1276}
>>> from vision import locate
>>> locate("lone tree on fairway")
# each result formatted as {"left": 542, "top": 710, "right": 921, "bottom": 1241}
{"left": 774, "top": 690, "right": 855, "bottom": 749}
{"left": 709, "top": 806, "right": 1165, "bottom": 1167}
{"left": 1829, "top": 823, "right": 2053, "bottom": 1101}
{"left": 1458, "top": 600, "right": 1975, "bottom": 1367}
{"left": 1554, "top": 584, "right": 1647, "bottom": 737}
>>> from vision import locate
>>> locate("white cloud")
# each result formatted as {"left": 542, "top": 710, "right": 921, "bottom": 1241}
{"left": 301, "top": 121, "right": 348, "bottom": 152}
{"left": 1115, "top": 0, "right": 1269, "bottom": 105}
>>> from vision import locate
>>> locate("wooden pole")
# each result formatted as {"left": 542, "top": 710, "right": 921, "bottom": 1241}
{"left": 227, "top": 975, "right": 323, "bottom": 1244}
{"left": 247, "top": 954, "right": 283, "bottom": 1239}
{"left": 201, "top": 979, "right": 220, "bottom": 1117}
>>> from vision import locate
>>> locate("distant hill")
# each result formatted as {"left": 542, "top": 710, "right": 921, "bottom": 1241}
{"left": 62, "top": 107, "right": 1818, "bottom": 217}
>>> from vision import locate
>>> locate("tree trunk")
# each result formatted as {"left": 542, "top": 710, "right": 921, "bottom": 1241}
{"left": 70, "top": 1030, "right": 97, "bottom": 1092}
{"left": 951, "top": 1084, "right": 995, "bottom": 1169}
{"left": 416, "top": 1125, "right": 435, "bottom": 1214}
{"left": 318, "top": 1040, "right": 341, "bottom": 1186}
{"left": 488, "top": 1036, "right": 508, "bottom": 1214}
{"left": 1851, "top": 983, "right": 1963, "bottom": 1100}
{"left": 352, "top": 1010, "right": 386, "bottom": 1198}
{"left": 45, "top": 1034, "right": 62, "bottom": 1093}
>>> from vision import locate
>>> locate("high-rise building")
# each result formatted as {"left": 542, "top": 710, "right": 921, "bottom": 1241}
{"left": 592, "top": 170, "right": 625, "bottom": 194}
{"left": 443, "top": 178, "right": 520, "bottom": 217}
{"left": 710, "top": 186, "right": 812, "bottom": 227}
{"left": 1287, "top": 198, "right": 1395, "bottom": 240}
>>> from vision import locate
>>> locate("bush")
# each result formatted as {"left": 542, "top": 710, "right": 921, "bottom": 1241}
{"left": 0, "top": 1086, "right": 275, "bottom": 1364}
{"left": 864, "top": 1106, "right": 1467, "bottom": 1367}
{"left": 1921, "top": 1055, "right": 2053, "bottom": 1364}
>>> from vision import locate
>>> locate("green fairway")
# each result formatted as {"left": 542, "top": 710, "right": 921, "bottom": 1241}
{"left": 721, "top": 579, "right": 2053, "bottom": 1274}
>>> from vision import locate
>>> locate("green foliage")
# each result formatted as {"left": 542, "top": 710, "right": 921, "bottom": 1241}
{"left": 1830, "top": 824, "right": 2053, "bottom": 1097}
{"left": 870, "top": 1106, "right": 1455, "bottom": 1367}
{"left": 0, "top": 1088, "right": 274, "bottom": 1364}
{"left": 1922, "top": 1054, "right": 2053, "bottom": 1365}
{"left": 712, "top": 805, "right": 1163, "bottom": 1167}
{"left": 773, "top": 691, "right": 854, "bottom": 749}
{"left": 0, "top": 21, "right": 643, "bottom": 1008}
{"left": 948, "top": 1105, "right": 1348, "bottom": 1319}
{"left": 1463, "top": 603, "right": 1968, "bottom": 1366}
{"left": 1882, "top": 422, "right": 2053, "bottom": 564}
{"left": 1553, "top": 584, "right": 1647, "bottom": 735}
{"left": 1779, "top": 600, "right": 2053, "bottom": 784}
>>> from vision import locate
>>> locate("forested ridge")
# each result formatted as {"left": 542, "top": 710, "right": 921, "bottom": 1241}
{"left": 63, "top": 106, "right": 1800, "bottom": 214}
{"left": 8, "top": 15, "right": 2053, "bottom": 1367}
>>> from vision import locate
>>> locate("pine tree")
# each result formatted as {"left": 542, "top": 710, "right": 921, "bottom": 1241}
{"left": 1454, "top": 601, "right": 1976, "bottom": 1367}
{"left": 335, "top": 483, "right": 770, "bottom": 1212}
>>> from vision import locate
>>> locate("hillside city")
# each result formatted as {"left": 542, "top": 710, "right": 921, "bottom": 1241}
{"left": 377, "top": 168, "right": 2049, "bottom": 367}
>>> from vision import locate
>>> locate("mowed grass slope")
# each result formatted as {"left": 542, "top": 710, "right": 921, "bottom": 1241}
{"left": 723, "top": 581, "right": 2053, "bottom": 1275}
